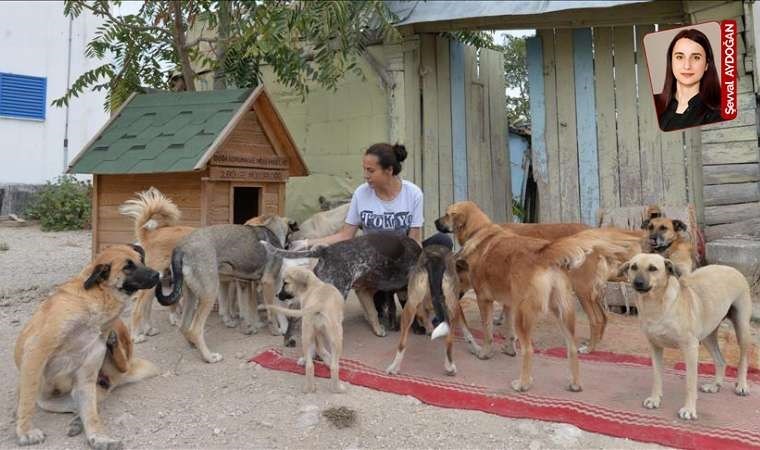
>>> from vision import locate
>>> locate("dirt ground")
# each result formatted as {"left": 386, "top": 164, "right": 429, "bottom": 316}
{"left": 0, "top": 225, "right": 678, "bottom": 449}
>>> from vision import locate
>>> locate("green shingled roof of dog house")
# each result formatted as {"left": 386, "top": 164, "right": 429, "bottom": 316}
{"left": 67, "top": 88, "right": 253, "bottom": 174}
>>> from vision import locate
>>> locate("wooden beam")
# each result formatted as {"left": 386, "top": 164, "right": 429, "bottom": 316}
{"left": 703, "top": 182, "right": 760, "bottom": 206}
{"left": 555, "top": 28, "right": 580, "bottom": 223}
{"left": 704, "top": 201, "right": 760, "bottom": 225}
{"left": 574, "top": 28, "right": 599, "bottom": 226}
{"left": 614, "top": 26, "right": 642, "bottom": 206}
{"left": 594, "top": 27, "right": 620, "bottom": 210}
{"left": 420, "top": 33, "right": 440, "bottom": 237}
{"left": 436, "top": 35, "right": 454, "bottom": 216}
{"left": 703, "top": 163, "right": 760, "bottom": 185}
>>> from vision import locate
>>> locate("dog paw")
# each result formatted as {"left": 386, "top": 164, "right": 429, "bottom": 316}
{"left": 205, "top": 353, "right": 223, "bottom": 364}
{"left": 132, "top": 333, "right": 147, "bottom": 344}
{"left": 735, "top": 383, "right": 750, "bottom": 396}
{"left": 566, "top": 383, "right": 582, "bottom": 392}
{"left": 700, "top": 382, "right": 721, "bottom": 393}
{"left": 88, "top": 434, "right": 123, "bottom": 450}
{"left": 476, "top": 349, "right": 495, "bottom": 360}
{"left": 223, "top": 318, "right": 239, "bottom": 328}
{"left": 677, "top": 406, "right": 698, "bottom": 420}
{"left": 268, "top": 323, "right": 282, "bottom": 336}
{"left": 385, "top": 363, "right": 400, "bottom": 375}
{"left": 643, "top": 396, "right": 661, "bottom": 409}
{"left": 374, "top": 325, "right": 387, "bottom": 337}
{"left": 145, "top": 326, "right": 160, "bottom": 336}
{"left": 302, "top": 383, "right": 317, "bottom": 394}
{"left": 500, "top": 343, "right": 517, "bottom": 357}
{"left": 510, "top": 379, "right": 532, "bottom": 392}
{"left": 330, "top": 382, "right": 347, "bottom": 394}
{"left": 240, "top": 324, "right": 255, "bottom": 335}
{"left": 17, "top": 428, "right": 45, "bottom": 446}
{"left": 168, "top": 314, "right": 180, "bottom": 326}
{"left": 444, "top": 363, "right": 457, "bottom": 377}
{"left": 67, "top": 415, "right": 84, "bottom": 436}
{"left": 578, "top": 343, "right": 591, "bottom": 354}
{"left": 284, "top": 337, "right": 297, "bottom": 348}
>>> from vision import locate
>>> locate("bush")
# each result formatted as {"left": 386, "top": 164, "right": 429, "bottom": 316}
{"left": 26, "top": 176, "right": 91, "bottom": 231}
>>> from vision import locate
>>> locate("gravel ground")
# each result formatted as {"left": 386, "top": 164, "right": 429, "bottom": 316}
{"left": 0, "top": 225, "right": 664, "bottom": 449}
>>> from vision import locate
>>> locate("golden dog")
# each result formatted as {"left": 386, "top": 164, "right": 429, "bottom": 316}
{"left": 120, "top": 188, "right": 194, "bottom": 342}
{"left": 14, "top": 245, "right": 159, "bottom": 448}
{"left": 641, "top": 206, "right": 695, "bottom": 275}
{"left": 619, "top": 253, "right": 752, "bottom": 420}
{"left": 500, "top": 223, "right": 645, "bottom": 353}
{"left": 265, "top": 267, "right": 346, "bottom": 393}
{"left": 435, "top": 201, "right": 639, "bottom": 392}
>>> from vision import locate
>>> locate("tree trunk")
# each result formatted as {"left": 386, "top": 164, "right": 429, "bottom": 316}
{"left": 170, "top": 1, "right": 195, "bottom": 91}
{"left": 213, "top": 0, "right": 230, "bottom": 90}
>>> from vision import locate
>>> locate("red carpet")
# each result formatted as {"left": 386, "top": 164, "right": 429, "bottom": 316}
{"left": 250, "top": 315, "right": 760, "bottom": 450}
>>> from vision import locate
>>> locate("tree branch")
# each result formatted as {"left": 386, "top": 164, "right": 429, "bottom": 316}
{"left": 184, "top": 36, "right": 218, "bottom": 50}
{"left": 79, "top": 2, "right": 174, "bottom": 45}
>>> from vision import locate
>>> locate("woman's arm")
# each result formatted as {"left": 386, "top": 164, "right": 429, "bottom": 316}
{"left": 306, "top": 223, "right": 359, "bottom": 248}
{"left": 408, "top": 227, "right": 422, "bottom": 245}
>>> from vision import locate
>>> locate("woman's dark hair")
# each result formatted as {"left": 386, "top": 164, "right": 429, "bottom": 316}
{"left": 655, "top": 28, "right": 720, "bottom": 118}
{"left": 365, "top": 143, "right": 407, "bottom": 175}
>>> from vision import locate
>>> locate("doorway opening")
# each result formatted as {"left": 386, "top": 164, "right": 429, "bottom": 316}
{"left": 232, "top": 186, "right": 260, "bottom": 224}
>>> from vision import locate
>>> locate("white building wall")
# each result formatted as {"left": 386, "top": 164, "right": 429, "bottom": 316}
{"left": 0, "top": 1, "right": 108, "bottom": 184}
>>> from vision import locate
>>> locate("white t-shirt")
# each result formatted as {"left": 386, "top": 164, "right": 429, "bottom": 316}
{"left": 345, "top": 179, "right": 423, "bottom": 235}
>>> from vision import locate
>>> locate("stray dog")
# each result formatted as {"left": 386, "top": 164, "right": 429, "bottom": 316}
{"left": 119, "top": 187, "right": 194, "bottom": 342}
{"left": 14, "top": 245, "right": 159, "bottom": 448}
{"left": 45, "top": 319, "right": 160, "bottom": 439}
{"left": 641, "top": 206, "right": 695, "bottom": 275}
{"left": 261, "top": 233, "right": 422, "bottom": 338}
{"left": 154, "top": 215, "right": 293, "bottom": 363}
{"left": 499, "top": 222, "right": 646, "bottom": 353}
{"left": 385, "top": 240, "right": 461, "bottom": 376}
{"left": 619, "top": 254, "right": 752, "bottom": 420}
{"left": 265, "top": 267, "right": 346, "bottom": 393}
{"left": 435, "top": 201, "right": 638, "bottom": 392}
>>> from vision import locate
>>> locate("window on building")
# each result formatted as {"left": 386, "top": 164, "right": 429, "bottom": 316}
{"left": 0, "top": 73, "right": 47, "bottom": 120}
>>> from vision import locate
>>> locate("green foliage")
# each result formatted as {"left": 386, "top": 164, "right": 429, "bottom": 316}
{"left": 512, "top": 198, "right": 526, "bottom": 221}
{"left": 26, "top": 176, "right": 92, "bottom": 232}
{"left": 500, "top": 34, "right": 530, "bottom": 127}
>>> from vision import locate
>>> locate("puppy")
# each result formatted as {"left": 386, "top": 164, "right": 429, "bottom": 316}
{"left": 265, "top": 267, "right": 346, "bottom": 393}
{"left": 14, "top": 245, "right": 159, "bottom": 448}
{"left": 619, "top": 253, "right": 752, "bottom": 420}
{"left": 641, "top": 206, "right": 695, "bottom": 275}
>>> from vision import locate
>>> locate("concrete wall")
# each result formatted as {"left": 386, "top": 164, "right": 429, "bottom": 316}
{"left": 0, "top": 2, "right": 108, "bottom": 184}
{"left": 261, "top": 46, "right": 390, "bottom": 222}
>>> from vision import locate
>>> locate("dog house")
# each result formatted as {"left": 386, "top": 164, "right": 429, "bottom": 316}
{"left": 68, "top": 86, "right": 308, "bottom": 255}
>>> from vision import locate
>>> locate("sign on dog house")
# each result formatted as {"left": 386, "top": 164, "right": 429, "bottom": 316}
{"left": 68, "top": 86, "right": 308, "bottom": 254}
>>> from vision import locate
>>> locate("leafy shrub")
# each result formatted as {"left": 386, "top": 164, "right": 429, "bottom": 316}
{"left": 26, "top": 176, "right": 91, "bottom": 231}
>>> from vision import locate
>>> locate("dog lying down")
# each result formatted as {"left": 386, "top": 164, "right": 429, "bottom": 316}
{"left": 619, "top": 253, "right": 753, "bottom": 420}
{"left": 265, "top": 266, "right": 346, "bottom": 393}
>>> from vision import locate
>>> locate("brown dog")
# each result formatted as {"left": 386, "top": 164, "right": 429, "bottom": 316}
{"left": 641, "top": 206, "right": 695, "bottom": 276}
{"left": 14, "top": 245, "right": 159, "bottom": 448}
{"left": 120, "top": 188, "right": 194, "bottom": 342}
{"left": 265, "top": 267, "right": 346, "bottom": 393}
{"left": 619, "top": 253, "right": 752, "bottom": 420}
{"left": 500, "top": 223, "right": 645, "bottom": 353}
{"left": 435, "top": 201, "right": 640, "bottom": 392}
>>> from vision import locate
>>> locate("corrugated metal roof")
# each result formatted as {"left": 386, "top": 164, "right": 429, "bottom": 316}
{"left": 68, "top": 88, "right": 251, "bottom": 174}
{"left": 386, "top": 1, "right": 651, "bottom": 26}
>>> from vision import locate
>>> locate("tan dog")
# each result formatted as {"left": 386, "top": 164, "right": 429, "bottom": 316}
{"left": 500, "top": 223, "right": 646, "bottom": 353}
{"left": 43, "top": 319, "right": 159, "bottom": 438}
{"left": 265, "top": 267, "right": 346, "bottom": 393}
{"left": 435, "top": 201, "right": 639, "bottom": 392}
{"left": 14, "top": 245, "right": 159, "bottom": 449}
{"left": 641, "top": 206, "right": 695, "bottom": 275}
{"left": 120, "top": 188, "right": 194, "bottom": 342}
{"left": 386, "top": 243, "right": 462, "bottom": 376}
{"left": 619, "top": 253, "right": 752, "bottom": 420}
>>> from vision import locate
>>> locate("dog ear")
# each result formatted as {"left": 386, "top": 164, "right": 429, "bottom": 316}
{"left": 640, "top": 219, "right": 650, "bottom": 230}
{"left": 84, "top": 264, "right": 111, "bottom": 290}
{"left": 288, "top": 220, "right": 299, "bottom": 233}
{"left": 129, "top": 244, "right": 146, "bottom": 264}
{"left": 672, "top": 219, "right": 687, "bottom": 232}
{"left": 617, "top": 262, "right": 630, "bottom": 278}
{"left": 664, "top": 259, "right": 682, "bottom": 278}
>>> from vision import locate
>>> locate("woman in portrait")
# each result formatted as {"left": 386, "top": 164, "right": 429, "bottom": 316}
{"left": 655, "top": 28, "right": 722, "bottom": 131}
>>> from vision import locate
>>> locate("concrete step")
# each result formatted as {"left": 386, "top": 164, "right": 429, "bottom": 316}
{"left": 706, "top": 236, "right": 760, "bottom": 319}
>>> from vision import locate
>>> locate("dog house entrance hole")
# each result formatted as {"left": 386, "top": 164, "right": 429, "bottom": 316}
{"left": 233, "top": 186, "right": 260, "bottom": 224}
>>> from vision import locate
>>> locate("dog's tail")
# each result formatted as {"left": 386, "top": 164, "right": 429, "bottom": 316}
{"left": 539, "top": 228, "right": 642, "bottom": 270}
{"left": 259, "top": 240, "right": 327, "bottom": 259}
{"left": 154, "top": 249, "right": 183, "bottom": 306}
{"left": 119, "top": 187, "right": 182, "bottom": 243}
